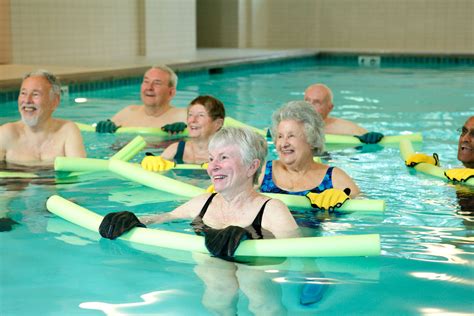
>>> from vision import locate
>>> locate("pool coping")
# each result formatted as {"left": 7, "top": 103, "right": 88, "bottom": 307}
{"left": 1, "top": 49, "right": 473, "bottom": 103}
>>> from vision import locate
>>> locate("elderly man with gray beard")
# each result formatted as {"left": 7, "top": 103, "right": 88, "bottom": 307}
{"left": 0, "top": 70, "right": 86, "bottom": 167}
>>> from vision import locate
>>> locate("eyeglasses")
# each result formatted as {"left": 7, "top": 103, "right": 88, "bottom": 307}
{"left": 457, "top": 127, "right": 474, "bottom": 138}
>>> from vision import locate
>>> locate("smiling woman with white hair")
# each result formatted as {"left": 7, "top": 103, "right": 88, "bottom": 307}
{"left": 259, "top": 100, "right": 360, "bottom": 211}
{"left": 100, "top": 127, "right": 300, "bottom": 257}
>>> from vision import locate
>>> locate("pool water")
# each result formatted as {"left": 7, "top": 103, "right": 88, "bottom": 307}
{"left": 1, "top": 60, "right": 474, "bottom": 315}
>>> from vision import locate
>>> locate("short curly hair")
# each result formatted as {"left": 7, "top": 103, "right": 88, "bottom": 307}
{"left": 271, "top": 100, "right": 325, "bottom": 155}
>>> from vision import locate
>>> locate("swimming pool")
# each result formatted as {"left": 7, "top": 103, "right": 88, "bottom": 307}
{"left": 1, "top": 58, "right": 473, "bottom": 315}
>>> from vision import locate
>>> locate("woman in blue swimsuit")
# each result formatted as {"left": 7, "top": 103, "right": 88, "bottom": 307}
{"left": 259, "top": 101, "right": 360, "bottom": 210}
{"left": 141, "top": 95, "right": 225, "bottom": 171}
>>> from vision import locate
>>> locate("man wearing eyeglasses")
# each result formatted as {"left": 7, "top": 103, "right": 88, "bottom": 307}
{"left": 405, "top": 116, "right": 474, "bottom": 182}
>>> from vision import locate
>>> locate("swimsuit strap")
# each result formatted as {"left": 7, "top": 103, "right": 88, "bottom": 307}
{"left": 174, "top": 141, "right": 186, "bottom": 164}
{"left": 197, "top": 192, "right": 218, "bottom": 219}
{"left": 250, "top": 199, "right": 271, "bottom": 239}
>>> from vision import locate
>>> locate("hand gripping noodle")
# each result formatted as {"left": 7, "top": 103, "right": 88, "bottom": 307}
{"left": 75, "top": 122, "right": 189, "bottom": 137}
{"left": 46, "top": 195, "right": 381, "bottom": 257}
{"left": 400, "top": 139, "right": 474, "bottom": 187}
{"left": 326, "top": 133, "right": 422, "bottom": 144}
{"left": 108, "top": 160, "right": 385, "bottom": 212}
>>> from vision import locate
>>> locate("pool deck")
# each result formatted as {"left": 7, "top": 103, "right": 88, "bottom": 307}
{"left": 0, "top": 48, "right": 319, "bottom": 91}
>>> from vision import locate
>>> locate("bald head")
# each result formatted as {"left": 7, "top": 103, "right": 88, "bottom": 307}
{"left": 304, "top": 84, "right": 334, "bottom": 119}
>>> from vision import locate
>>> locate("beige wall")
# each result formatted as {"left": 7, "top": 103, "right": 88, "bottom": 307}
{"left": 198, "top": 0, "right": 474, "bottom": 54}
{"left": 197, "top": 0, "right": 240, "bottom": 47}
{"left": 144, "top": 0, "right": 196, "bottom": 57}
{"left": 2, "top": 0, "right": 473, "bottom": 66}
{"left": 8, "top": 0, "right": 196, "bottom": 65}
{"left": 0, "top": 0, "right": 12, "bottom": 64}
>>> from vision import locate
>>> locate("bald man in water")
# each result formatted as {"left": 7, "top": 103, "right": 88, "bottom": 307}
{"left": 0, "top": 70, "right": 86, "bottom": 167}
{"left": 304, "top": 83, "right": 384, "bottom": 144}
{"left": 95, "top": 65, "right": 187, "bottom": 134}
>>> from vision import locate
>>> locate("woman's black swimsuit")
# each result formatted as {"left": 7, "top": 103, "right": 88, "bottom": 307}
{"left": 191, "top": 193, "right": 272, "bottom": 239}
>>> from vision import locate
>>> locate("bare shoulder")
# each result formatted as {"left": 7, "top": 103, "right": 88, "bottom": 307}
{"left": 113, "top": 105, "right": 141, "bottom": 116}
{"left": 325, "top": 117, "right": 367, "bottom": 135}
{"left": 55, "top": 119, "right": 80, "bottom": 133}
{"left": 260, "top": 197, "right": 300, "bottom": 236}
{"left": 0, "top": 121, "right": 20, "bottom": 133}
{"left": 0, "top": 121, "right": 21, "bottom": 141}
{"left": 331, "top": 166, "right": 360, "bottom": 196}
{"left": 261, "top": 197, "right": 293, "bottom": 220}
{"left": 168, "top": 106, "right": 187, "bottom": 120}
{"left": 172, "top": 192, "right": 214, "bottom": 218}
{"left": 162, "top": 141, "right": 179, "bottom": 160}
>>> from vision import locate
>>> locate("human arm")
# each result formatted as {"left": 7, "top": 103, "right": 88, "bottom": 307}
{"left": 261, "top": 198, "right": 301, "bottom": 239}
{"left": 63, "top": 121, "right": 86, "bottom": 157}
{"left": 325, "top": 117, "right": 368, "bottom": 135}
{"left": 160, "top": 142, "right": 179, "bottom": 161}
{"left": 0, "top": 124, "right": 8, "bottom": 161}
{"left": 140, "top": 193, "right": 211, "bottom": 225}
{"left": 331, "top": 167, "right": 360, "bottom": 197}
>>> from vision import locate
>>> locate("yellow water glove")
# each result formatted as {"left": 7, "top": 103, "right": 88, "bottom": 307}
{"left": 444, "top": 168, "right": 474, "bottom": 183}
{"left": 306, "top": 188, "right": 351, "bottom": 212}
{"left": 206, "top": 184, "right": 215, "bottom": 193}
{"left": 141, "top": 153, "right": 175, "bottom": 172}
{"left": 405, "top": 153, "right": 439, "bottom": 167}
{"left": 201, "top": 162, "right": 209, "bottom": 169}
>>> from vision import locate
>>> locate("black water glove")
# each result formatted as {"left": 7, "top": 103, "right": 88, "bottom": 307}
{"left": 99, "top": 211, "right": 146, "bottom": 239}
{"left": 0, "top": 217, "right": 19, "bottom": 232}
{"left": 96, "top": 119, "right": 119, "bottom": 133}
{"left": 355, "top": 131, "right": 384, "bottom": 144}
{"left": 204, "top": 225, "right": 251, "bottom": 261}
{"left": 161, "top": 122, "right": 187, "bottom": 134}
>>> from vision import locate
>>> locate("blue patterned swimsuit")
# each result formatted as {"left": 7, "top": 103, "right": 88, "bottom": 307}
{"left": 260, "top": 160, "right": 334, "bottom": 195}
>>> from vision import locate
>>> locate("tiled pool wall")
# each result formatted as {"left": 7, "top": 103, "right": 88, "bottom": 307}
{"left": 1, "top": 53, "right": 473, "bottom": 103}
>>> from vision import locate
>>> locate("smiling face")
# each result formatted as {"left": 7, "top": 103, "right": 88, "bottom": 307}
{"left": 187, "top": 104, "right": 221, "bottom": 139}
{"left": 140, "top": 68, "right": 175, "bottom": 107}
{"left": 458, "top": 116, "right": 474, "bottom": 168}
{"left": 275, "top": 119, "right": 313, "bottom": 166}
{"left": 207, "top": 145, "right": 255, "bottom": 193}
{"left": 18, "top": 76, "right": 59, "bottom": 127}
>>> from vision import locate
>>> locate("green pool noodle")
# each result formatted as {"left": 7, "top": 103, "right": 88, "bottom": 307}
{"left": 109, "top": 159, "right": 205, "bottom": 197}
{"left": 400, "top": 139, "right": 474, "bottom": 187}
{"left": 46, "top": 195, "right": 381, "bottom": 258}
{"left": 108, "top": 160, "right": 385, "bottom": 212}
{"left": 0, "top": 171, "right": 39, "bottom": 178}
{"left": 325, "top": 132, "right": 423, "bottom": 144}
{"left": 76, "top": 121, "right": 189, "bottom": 136}
{"left": 223, "top": 116, "right": 267, "bottom": 137}
{"left": 54, "top": 136, "right": 146, "bottom": 172}
{"left": 110, "top": 135, "right": 147, "bottom": 161}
